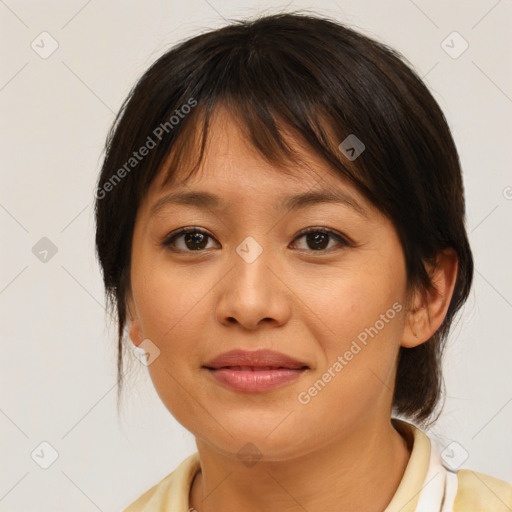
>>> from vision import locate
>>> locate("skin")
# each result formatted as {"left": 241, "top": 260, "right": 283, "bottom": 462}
{"left": 126, "top": 107, "right": 458, "bottom": 512}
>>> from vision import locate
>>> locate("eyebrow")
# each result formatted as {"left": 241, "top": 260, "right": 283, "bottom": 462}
{"left": 149, "top": 189, "right": 368, "bottom": 217}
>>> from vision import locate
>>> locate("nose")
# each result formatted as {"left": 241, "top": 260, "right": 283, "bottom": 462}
{"left": 215, "top": 237, "right": 292, "bottom": 330}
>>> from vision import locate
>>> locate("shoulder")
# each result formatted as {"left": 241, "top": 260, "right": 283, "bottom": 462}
{"left": 123, "top": 452, "right": 201, "bottom": 512}
{"left": 454, "top": 469, "right": 512, "bottom": 511}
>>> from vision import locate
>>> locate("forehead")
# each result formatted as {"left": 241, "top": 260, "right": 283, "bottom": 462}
{"left": 140, "top": 115, "right": 377, "bottom": 224}
{"left": 149, "top": 106, "right": 362, "bottom": 201}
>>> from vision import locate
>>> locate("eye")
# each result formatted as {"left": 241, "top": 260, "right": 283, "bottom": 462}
{"left": 162, "top": 227, "right": 218, "bottom": 252}
{"left": 162, "top": 226, "right": 351, "bottom": 253}
{"left": 291, "top": 227, "right": 350, "bottom": 252}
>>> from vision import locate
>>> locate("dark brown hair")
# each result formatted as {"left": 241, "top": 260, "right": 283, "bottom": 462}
{"left": 95, "top": 11, "right": 473, "bottom": 426}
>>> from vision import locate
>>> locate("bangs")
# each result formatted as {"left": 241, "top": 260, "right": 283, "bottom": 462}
{"left": 157, "top": 96, "right": 367, "bottom": 197}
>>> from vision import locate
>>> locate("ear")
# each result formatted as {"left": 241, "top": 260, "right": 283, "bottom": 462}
{"left": 401, "top": 248, "right": 459, "bottom": 348}
{"left": 126, "top": 292, "right": 143, "bottom": 347}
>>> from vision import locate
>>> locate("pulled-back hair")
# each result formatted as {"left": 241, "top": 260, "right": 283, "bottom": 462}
{"left": 95, "top": 12, "right": 473, "bottom": 426}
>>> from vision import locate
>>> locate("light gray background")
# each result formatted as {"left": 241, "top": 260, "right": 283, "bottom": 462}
{"left": 1, "top": 0, "right": 511, "bottom": 510}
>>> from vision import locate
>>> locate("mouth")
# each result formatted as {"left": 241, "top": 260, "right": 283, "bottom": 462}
{"left": 211, "top": 365, "right": 306, "bottom": 371}
{"left": 203, "top": 349, "right": 309, "bottom": 392}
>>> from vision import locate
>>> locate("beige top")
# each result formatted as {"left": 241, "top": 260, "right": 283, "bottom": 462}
{"left": 123, "top": 419, "right": 512, "bottom": 511}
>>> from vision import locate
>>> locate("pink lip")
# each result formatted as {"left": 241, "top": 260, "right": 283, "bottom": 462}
{"left": 203, "top": 349, "right": 309, "bottom": 393}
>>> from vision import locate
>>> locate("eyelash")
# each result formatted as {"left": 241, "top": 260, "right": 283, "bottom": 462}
{"left": 161, "top": 226, "right": 351, "bottom": 253}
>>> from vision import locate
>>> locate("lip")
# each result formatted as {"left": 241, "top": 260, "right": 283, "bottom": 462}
{"left": 203, "top": 349, "right": 309, "bottom": 393}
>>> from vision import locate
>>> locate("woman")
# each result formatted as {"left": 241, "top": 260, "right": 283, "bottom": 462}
{"left": 94, "top": 12, "right": 512, "bottom": 511}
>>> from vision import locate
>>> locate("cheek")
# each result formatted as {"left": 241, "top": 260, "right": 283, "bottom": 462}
{"left": 130, "top": 258, "right": 209, "bottom": 393}
{"left": 133, "top": 260, "right": 210, "bottom": 344}
{"left": 308, "top": 260, "right": 406, "bottom": 354}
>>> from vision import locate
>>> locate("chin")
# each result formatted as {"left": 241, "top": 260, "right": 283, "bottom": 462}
{"left": 191, "top": 413, "right": 321, "bottom": 462}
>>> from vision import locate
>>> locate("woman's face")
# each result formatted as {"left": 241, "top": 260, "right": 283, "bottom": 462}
{"left": 127, "top": 108, "right": 410, "bottom": 460}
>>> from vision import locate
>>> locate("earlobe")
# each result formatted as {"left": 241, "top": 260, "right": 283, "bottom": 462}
{"left": 401, "top": 248, "right": 459, "bottom": 348}
{"left": 401, "top": 306, "right": 426, "bottom": 348}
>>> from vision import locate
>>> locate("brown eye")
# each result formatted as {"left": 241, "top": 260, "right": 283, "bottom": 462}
{"left": 292, "top": 228, "right": 349, "bottom": 251}
{"left": 162, "top": 228, "right": 217, "bottom": 252}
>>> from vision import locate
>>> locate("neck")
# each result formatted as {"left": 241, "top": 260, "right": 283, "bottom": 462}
{"left": 189, "top": 419, "right": 412, "bottom": 512}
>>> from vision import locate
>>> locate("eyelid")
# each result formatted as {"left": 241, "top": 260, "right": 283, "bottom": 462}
{"left": 162, "top": 226, "right": 215, "bottom": 247}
